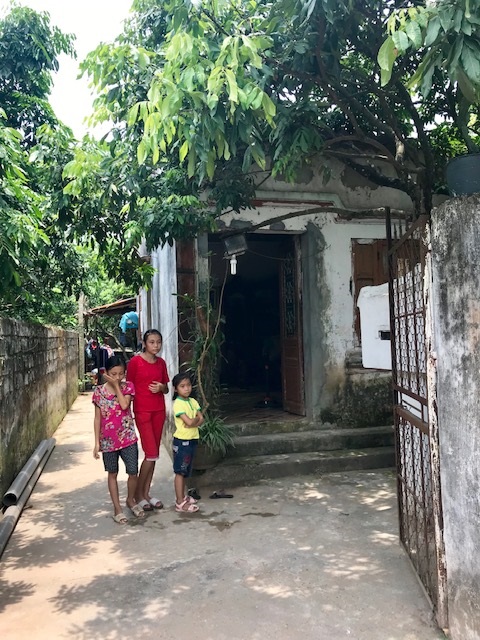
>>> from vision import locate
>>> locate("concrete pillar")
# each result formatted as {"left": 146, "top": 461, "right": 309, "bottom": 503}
{"left": 431, "top": 194, "right": 480, "bottom": 640}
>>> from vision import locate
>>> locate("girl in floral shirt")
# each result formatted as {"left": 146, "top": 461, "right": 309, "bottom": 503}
{"left": 93, "top": 354, "right": 144, "bottom": 523}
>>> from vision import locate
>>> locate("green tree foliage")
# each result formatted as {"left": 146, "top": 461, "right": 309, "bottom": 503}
{"left": 0, "top": 3, "right": 75, "bottom": 146}
{"left": 378, "top": 0, "right": 480, "bottom": 153}
{"left": 65, "top": 2, "right": 228, "bottom": 271}
{"left": 0, "top": 4, "right": 73, "bottom": 311}
{"left": 67, "top": 0, "right": 480, "bottom": 296}
{"left": 126, "top": 0, "right": 276, "bottom": 181}
{"left": 97, "top": 0, "right": 476, "bottom": 216}
{"left": 62, "top": 138, "right": 216, "bottom": 264}
{"left": 0, "top": 113, "right": 47, "bottom": 295}
{"left": 0, "top": 4, "right": 135, "bottom": 327}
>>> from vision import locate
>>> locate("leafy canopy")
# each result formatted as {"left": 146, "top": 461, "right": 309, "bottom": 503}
{"left": 0, "top": 2, "right": 71, "bottom": 310}
{"left": 0, "top": 3, "right": 75, "bottom": 146}
{"left": 73, "top": 0, "right": 480, "bottom": 291}
{"left": 379, "top": 0, "right": 480, "bottom": 154}
{"left": 119, "top": 0, "right": 479, "bottom": 215}
{"left": 0, "top": 4, "right": 135, "bottom": 327}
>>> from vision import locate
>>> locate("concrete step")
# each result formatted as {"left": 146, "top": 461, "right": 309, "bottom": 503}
{"left": 226, "top": 419, "right": 313, "bottom": 436}
{"left": 226, "top": 419, "right": 393, "bottom": 437}
{"left": 190, "top": 446, "right": 396, "bottom": 489}
{"left": 227, "top": 425, "right": 394, "bottom": 458}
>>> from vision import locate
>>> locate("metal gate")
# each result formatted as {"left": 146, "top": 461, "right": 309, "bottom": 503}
{"left": 386, "top": 212, "right": 448, "bottom": 629}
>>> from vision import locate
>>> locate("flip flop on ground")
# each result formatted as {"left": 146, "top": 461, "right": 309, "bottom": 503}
{"left": 209, "top": 491, "right": 234, "bottom": 499}
{"left": 113, "top": 512, "right": 129, "bottom": 524}
{"left": 175, "top": 499, "right": 199, "bottom": 513}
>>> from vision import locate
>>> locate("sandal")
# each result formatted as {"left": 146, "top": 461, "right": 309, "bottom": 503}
{"left": 148, "top": 497, "right": 164, "bottom": 509}
{"left": 185, "top": 494, "right": 197, "bottom": 504}
{"left": 188, "top": 488, "right": 201, "bottom": 501}
{"left": 113, "top": 512, "right": 129, "bottom": 524}
{"left": 175, "top": 499, "right": 199, "bottom": 513}
{"left": 137, "top": 499, "right": 153, "bottom": 512}
{"left": 209, "top": 491, "right": 234, "bottom": 499}
{"left": 126, "top": 502, "right": 146, "bottom": 518}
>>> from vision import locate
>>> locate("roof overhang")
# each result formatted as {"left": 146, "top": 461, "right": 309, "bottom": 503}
{"left": 84, "top": 297, "right": 137, "bottom": 317}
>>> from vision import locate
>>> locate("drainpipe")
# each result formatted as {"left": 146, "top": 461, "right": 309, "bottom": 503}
{"left": 2, "top": 438, "right": 56, "bottom": 507}
{"left": 0, "top": 438, "right": 55, "bottom": 559}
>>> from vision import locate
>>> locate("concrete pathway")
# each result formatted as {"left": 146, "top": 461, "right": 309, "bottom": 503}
{"left": 0, "top": 393, "right": 444, "bottom": 640}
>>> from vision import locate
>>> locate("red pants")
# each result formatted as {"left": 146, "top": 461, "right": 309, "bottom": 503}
{"left": 134, "top": 411, "right": 165, "bottom": 460}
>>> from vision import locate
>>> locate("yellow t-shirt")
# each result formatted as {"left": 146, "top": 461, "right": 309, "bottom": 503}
{"left": 173, "top": 396, "right": 201, "bottom": 440}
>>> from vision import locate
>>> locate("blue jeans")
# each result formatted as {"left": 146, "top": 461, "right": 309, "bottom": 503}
{"left": 172, "top": 438, "right": 198, "bottom": 477}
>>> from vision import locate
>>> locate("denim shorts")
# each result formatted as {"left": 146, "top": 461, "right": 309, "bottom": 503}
{"left": 172, "top": 437, "right": 198, "bottom": 477}
{"left": 102, "top": 442, "right": 138, "bottom": 475}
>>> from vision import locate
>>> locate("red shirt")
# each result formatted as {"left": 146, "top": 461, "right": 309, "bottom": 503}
{"left": 126, "top": 354, "right": 169, "bottom": 412}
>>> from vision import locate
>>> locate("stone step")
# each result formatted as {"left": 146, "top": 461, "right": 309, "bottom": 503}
{"left": 228, "top": 426, "right": 394, "bottom": 458}
{"left": 226, "top": 419, "right": 392, "bottom": 437}
{"left": 189, "top": 446, "right": 396, "bottom": 489}
{"left": 226, "top": 418, "right": 313, "bottom": 436}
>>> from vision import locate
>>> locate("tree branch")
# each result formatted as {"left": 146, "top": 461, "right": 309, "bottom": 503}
{"left": 314, "top": 15, "right": 364, "bottom": 137}
{"left": 323, "top": 135, "right": 417, "bottom": 174}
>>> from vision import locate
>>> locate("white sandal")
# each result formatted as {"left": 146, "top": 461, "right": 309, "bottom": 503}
{"left": 113, "top": 512, "right": 129, "bottom": 524}
{"left": 148, "top": 497, "right": 164, "bottom": 509}
{"left": 126, "top": 502, "right": 146, "bottom": 518}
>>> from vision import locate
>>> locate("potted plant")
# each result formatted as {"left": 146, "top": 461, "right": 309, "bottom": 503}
{"left": 194, "top": 413, "right": 235, "bottom": 470}
{"left": 177, "top": 282, "right": 234, "bottom": 470}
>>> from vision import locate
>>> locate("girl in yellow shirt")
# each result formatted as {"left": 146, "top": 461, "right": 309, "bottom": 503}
{"left": 172, "top": 373, "right": 204, "bottom": 512}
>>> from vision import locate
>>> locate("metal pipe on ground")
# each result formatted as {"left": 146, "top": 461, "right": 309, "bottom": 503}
{"left": 0, "top": 440, "right": 55, "bottom": 559}
{"left": 2, "top": 438, "right": 56, "bottom": 508}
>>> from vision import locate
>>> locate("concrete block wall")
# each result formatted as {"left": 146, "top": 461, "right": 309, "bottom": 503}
{"left": 0, "top": 317, "right": 79, "bottom": 496}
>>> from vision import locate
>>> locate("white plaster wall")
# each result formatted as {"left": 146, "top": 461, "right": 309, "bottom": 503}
{"left": 221, "top": 205, "right": 387, "bottom": 368}
{"left": 217, "top": 155, "right": 416, "bottom": 368}
{"left": 321, "top": 217, "right": 387, "bottom": 368}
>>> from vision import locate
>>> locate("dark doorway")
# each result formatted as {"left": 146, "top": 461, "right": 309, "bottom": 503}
{"left": 209, "top": 232, "right": 304, "bottom": 416}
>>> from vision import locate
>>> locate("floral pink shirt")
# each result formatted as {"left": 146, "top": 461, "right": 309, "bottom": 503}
{"left": 92, "top": 381, "right": 137, "bottom": 452}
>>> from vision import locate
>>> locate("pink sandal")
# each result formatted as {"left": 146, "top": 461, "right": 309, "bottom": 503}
{"left": 175, "top": 498, "right": 199, "bottom": 513}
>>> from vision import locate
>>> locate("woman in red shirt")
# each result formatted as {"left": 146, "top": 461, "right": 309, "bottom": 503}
{"left": 126, "top": 329, "right": 169, "bottom": 511}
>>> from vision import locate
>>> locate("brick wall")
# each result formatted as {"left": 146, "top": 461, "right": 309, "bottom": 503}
{"left": 0, "top": 317, "right": 79, "bottom": 496}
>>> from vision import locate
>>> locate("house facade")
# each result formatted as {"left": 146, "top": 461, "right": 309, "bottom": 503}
{"left": 137, "top": 168, "right": 480, "bottom": 636}
{"left": 138, "top": 156, "right": 415, "bottom": 425}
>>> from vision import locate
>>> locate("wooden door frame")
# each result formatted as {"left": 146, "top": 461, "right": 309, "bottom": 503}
{"left": 280, "top": 234, "right": 306, "bottom": 415}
